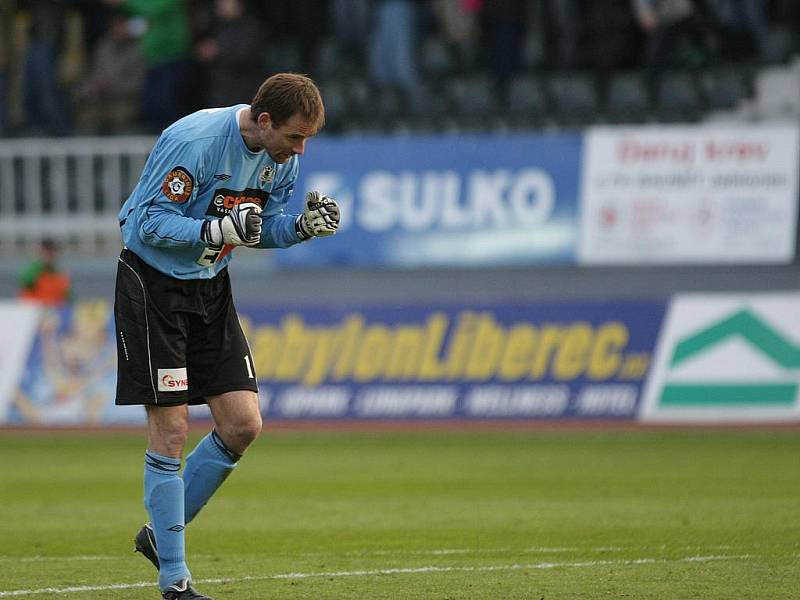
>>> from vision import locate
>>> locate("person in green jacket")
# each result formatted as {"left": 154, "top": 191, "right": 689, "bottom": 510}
{"left": 106, "top": 0, "right": 192, "bottom": 132}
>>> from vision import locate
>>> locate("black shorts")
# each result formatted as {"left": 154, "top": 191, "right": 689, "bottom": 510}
{"left": 114, "top": 248, "right": 258, "bottom": 406}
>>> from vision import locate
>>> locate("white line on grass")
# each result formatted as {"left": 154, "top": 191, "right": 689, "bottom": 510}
{"left": 0, "top": 556, "right": 117, "bottom": 563}
{"left": 0, "top": 544, "right": 746, "bottom": 564}
{"left": 0, "top": 554, "right": 754, "bottom": 597}
{"left": 337, "top": 544, "right": 735, "bottom": 558}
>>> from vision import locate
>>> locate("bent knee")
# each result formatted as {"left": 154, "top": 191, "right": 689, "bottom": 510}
{"left": 219, "top": 412, "right": 262, "bottom": 454}
{"left": 236, "top": 413, "right": 263, "bottom": 446}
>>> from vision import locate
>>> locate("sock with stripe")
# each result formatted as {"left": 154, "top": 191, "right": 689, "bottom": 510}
{"left": 144, "top": 451, "right": 191, "bottom": 590}
{"left": 183, "top": 430, "right": 240, "bottom": 524}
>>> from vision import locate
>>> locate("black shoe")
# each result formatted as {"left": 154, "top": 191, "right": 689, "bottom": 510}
{"left": 162, "top": 579, "right": 213, "bottom": 600}
{"left": 134, "top": 523, "right": 160, "bottom": 569}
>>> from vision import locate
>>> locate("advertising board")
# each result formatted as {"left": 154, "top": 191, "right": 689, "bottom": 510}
{"left": 240, "top": 300, "right": 665, "bottom": 420}
{"left": 641, "top": 292, "right": 800, "bottom": 422}
{"left": 0, "top": 301, "right": 40, "bottom": 422}
{"left": 579, "top": 125, "right": 799, "bottom": 264}
{"left": 280, "top": 133, "right": 583, "bottom": 268}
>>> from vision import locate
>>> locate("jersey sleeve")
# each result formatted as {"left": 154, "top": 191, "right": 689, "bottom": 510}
{"left": 133, "top": 136, "right": 208, "bottom": 248}
{"left": 257, "top": 158, "right": 304, "bottom": 249}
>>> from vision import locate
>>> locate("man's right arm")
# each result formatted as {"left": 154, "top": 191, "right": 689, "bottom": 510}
{"left": 133, "top": 138, "right": 208, "bottom": 249}
{"left": 138, "top": 200, "right": 205, "bottom": 248}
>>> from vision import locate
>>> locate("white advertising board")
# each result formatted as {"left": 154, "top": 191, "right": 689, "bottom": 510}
{"left": 641, "top": 292, "right": 800, "bottom": 422}
{"left": 579, "top": 124, "right": 799, "bottom": 264}
{"left": 0, "top": 301, "right": 41, "bottom": 422}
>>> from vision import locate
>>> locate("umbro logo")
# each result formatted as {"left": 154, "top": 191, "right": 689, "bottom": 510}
{"left": 168, "top": 524, "right": 185, "bottom": 532}
{"left": 213, "top": 173, "right": 231, "bottom": 181}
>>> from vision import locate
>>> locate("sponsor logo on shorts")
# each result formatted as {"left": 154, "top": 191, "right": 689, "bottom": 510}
{"left": 158, "top": 367, "right": 189, "bottom": 392}
{"left": 161, "top": 167, "right": 194, "bottom": 203}
{"left": 205, "top": 187, "right": 268, "bottom": 217}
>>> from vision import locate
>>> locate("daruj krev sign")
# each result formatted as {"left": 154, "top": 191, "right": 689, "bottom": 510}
{"left": 238, "top": 300, "right": 665, "bottom": 419}
{"left": 280, "top": 133, "right": 583, "bottom": 267}
{"left": 579, "top": 125, "right": 799, "bottom": 265}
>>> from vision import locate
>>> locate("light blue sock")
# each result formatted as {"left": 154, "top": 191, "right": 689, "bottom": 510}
{"left": 183, "top": 430, "right": 239, "bottom": 524}
{"left": 144, "top": 451, "right": 191, "bottom": 591}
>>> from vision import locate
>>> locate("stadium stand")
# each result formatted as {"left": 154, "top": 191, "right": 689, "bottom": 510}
{"left": 604, "top": 70, "right": 652, "bottom": 124}
{"left": 0, "top": 0, "right": 797, "bottom": 281}
{"left": 700, "top": 65, "right": 753, "bottom": 111}
{"left": 547, "top": 71, "right": 601, "bottom": 128}
{"left": 447, "top": 73, "right": 502, "bottom": 131}
{"left": 655, "top": 71, "right": 704, "bottom": 122}
{"left": 506, "top": 73, "right": 550, "bottom": 129}
{"left": 754, "top": 62, "right": 800, "bottom": 119}
{"left": 0, "top": 1, "right": 797, "bottom": 137}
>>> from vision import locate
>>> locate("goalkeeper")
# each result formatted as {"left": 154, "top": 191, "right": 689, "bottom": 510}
{"left": 114, "top": 73, "right": 338, "bottom": 600}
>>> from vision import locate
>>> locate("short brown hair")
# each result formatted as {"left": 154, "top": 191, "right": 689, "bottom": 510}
{"left": 250, "top": 73, "right": 325, "bottom": 130}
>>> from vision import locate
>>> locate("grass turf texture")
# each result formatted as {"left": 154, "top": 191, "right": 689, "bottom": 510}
{"left": 0, "top": 429, "right": 797, "bottom": 599}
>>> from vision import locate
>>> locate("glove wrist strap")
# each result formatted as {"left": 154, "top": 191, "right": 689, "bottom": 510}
{"left": 201, "top": 220, "right": 223, "bottom": 249}
{"left": 295, "top": 215, "right": 312, "bottom": 241}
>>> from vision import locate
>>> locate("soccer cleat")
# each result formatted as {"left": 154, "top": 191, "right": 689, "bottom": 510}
{"left": 162, "top": 579, "right": 213, "bottom": 600}
{"left": 134, "top": 523, "right": 160, "bottom": 569}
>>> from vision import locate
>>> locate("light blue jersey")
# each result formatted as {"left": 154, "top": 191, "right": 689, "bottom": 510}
{"left": 119, "top": 105, "right": 303, "bottom": 279}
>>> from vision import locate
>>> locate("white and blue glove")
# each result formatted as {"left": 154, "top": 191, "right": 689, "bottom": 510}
{"left": 202, "top": 201, "right": 262, "bottom": 248}
{"left": 296, "top": 191, "right": 340, "bottom": 240}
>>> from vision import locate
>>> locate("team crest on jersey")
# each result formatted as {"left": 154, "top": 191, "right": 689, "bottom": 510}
{"left": 259, "top": 164, "right": 275, "bottom": 184}
{"left": 162, "top": 167, "right": 194, "bottom": 203}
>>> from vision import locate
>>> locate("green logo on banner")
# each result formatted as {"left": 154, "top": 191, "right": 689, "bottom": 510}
{"left": 661, "top": 310, "right": 800, "bottom": 407}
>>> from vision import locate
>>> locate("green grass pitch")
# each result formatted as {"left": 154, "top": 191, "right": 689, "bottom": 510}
{"left": 0, "top": 428, "right": 797, "bottom": 599}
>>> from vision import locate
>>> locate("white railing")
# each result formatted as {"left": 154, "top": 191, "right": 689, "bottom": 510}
{"left": 0, "top": 136, "right": 156, "bottom": 255}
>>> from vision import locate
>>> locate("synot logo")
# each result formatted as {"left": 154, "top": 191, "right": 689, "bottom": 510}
{"left": 158, "top": 368, "right": 189, "bottom": 392}
{"left": 641, "top": 293, "right": 800, "bottom": 422}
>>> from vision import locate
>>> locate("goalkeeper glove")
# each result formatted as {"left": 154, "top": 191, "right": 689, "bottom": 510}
{"left": 202, "top": 201, "right": 262, "bottom": 248}
{"left": 296, "top": 191, "right": 340, "bottom": 239}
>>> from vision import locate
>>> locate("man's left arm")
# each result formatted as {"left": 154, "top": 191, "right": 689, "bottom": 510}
{"left": 254, "top": 160, "right": 300, "bottom": 248}
{"left": 259, "top": 191, "right": 341, "bottom": 248}
{"left": 256, "top": 161, "right": 340, "bottom": 249}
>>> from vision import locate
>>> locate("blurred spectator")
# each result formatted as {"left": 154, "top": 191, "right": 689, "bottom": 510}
{"left": 73, "top": 12, "right": 143, "bottom": 134}
{"left": 194, "top": 0, "right": 264, "bottom": 107}
{"left": 0, "top": 0, "right": 13, "bottom": 136}
{"left": 105, "top": 0, "right": 192, "bottom": 133}
{"left": 23, "top": 0, "right": 72, "bottom": 136}
{"left": 632, "top": 0, "right": 707, "bottom": 90}
{"left": 18, "top": 238, "right": 72, "bottom": 307}
{"left": 329, "top": 0, "right": 370, "bottom": 67}
{"left": 369, "top": 0, "right": 421, "bottom": 96}
{"left": 257, "top": 1, "right": 327, "bottom": 74}
{"left": 483, "top": 0, "right": 527, "bottom": 96}
{"left": 431, "top": 0, "right": 481, "bottom": 71}
{"left": 542, "top": 0, "right": 581, "bottom": 70}
{"left": 73, "top": 0, "right": 115, "bottom": 57}
{"left": 585, "top": 0, "right": 643, "bottom": 71}
{"left": 706, "top": 0, "right": 769, "bottom": 62}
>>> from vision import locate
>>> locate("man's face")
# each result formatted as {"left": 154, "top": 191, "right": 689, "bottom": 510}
{"left": 259, "top": 112, "right": 318, "bottom": 164}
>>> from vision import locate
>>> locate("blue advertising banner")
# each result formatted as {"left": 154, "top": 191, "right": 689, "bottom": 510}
{"left": 1, "top": 299, "right": 665, "bottom": 425}
{"left": 280, "top": 133, "right": 583, "bottom": 267}
{"left": 239, "top": 300, "right": 666, "bottom": 420}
